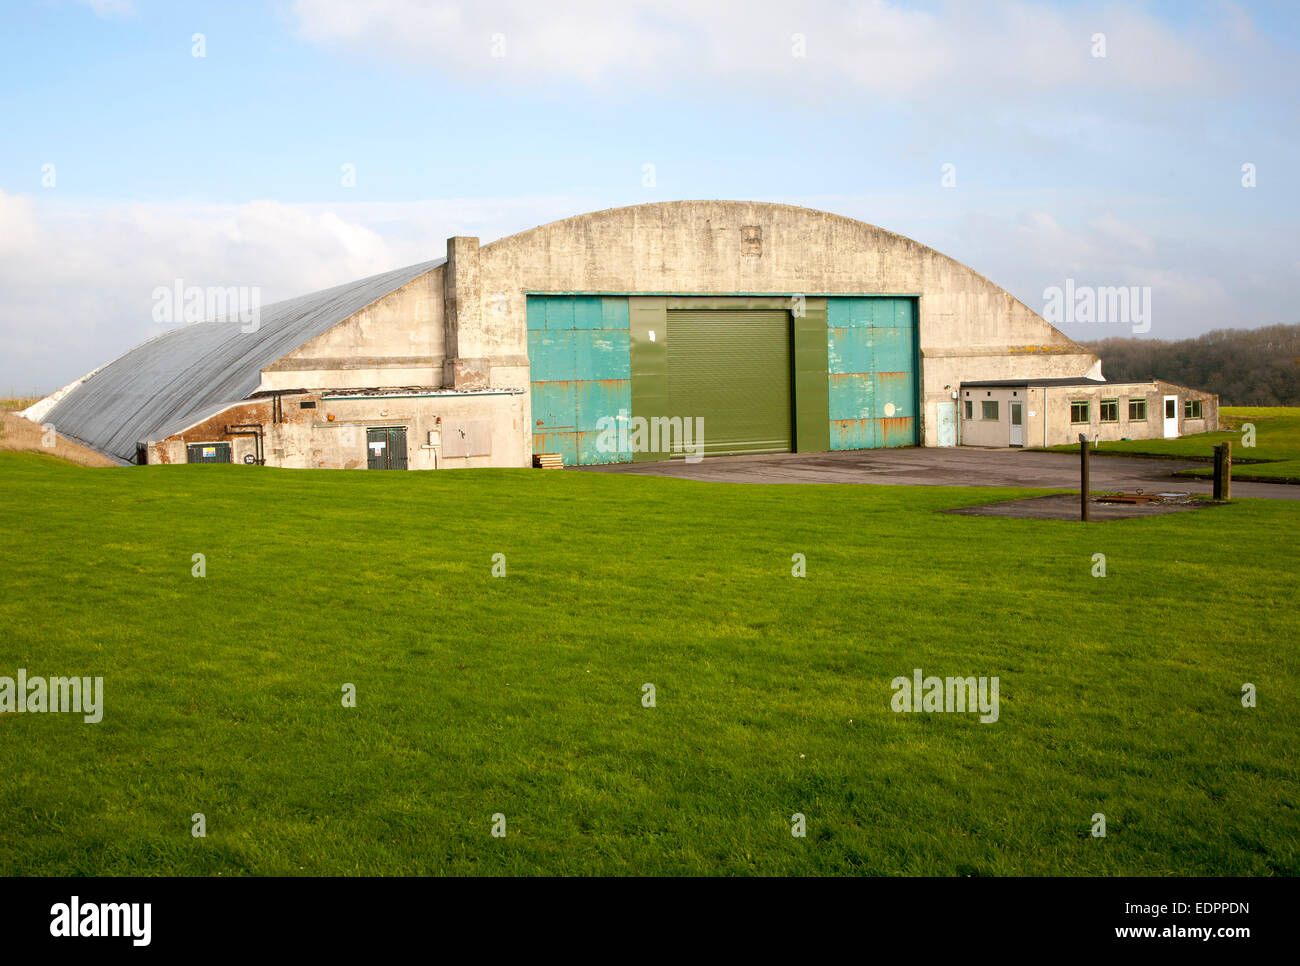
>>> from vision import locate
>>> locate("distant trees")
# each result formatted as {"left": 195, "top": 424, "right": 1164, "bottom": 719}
{"left": 1084, "top": 324, "right": 1300, "bottom": 406}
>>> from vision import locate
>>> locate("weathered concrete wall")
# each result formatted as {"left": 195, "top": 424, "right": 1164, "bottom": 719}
{"left": 148, "top": 397, "right": 275, "bottom": 464}
{"left": 148, "top": 389, "right": 528, "bottom": 469}
{"left": 958, "top": 386, "right": 1028, "bottom": 448}
{"left": 1156, "top": 381, "right": 1218, "bottom": 439}
{"left": 1041, "top": 382, "right": 1217, "bottom": 447}
{"left": 261, "top": 267, "right": 448, "bottom": 392}
{"left": 468, "top": 201, "right": 1098, "bottom": 447}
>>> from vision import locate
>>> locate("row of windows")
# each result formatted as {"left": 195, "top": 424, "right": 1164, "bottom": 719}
{"left": 1071, "top": 399, "right": 1143, "bottom": 423}
{"left": 1070, "top": 398, "right": 1204, "bottom": 423}
{"left": 964, "top": 399, "right": 1146, "bottom": 423}
{"left": 964, "top": 397, "right": 1206, "bottom": 423}
{"left": 964, "top": 400, "right": 1004, "bottom": 420}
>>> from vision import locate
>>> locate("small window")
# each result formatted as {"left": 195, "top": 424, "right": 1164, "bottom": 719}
{"left": 1070, "top": 401, "right": 1090, "bottom": 423}
{"left": 1128, "top": 398, "right": 1146, "bottom": 421}
{"left": 187, "top": 442, "right": 232, "bottom": 464}
{"left": 1100, "top": 399, "right": 1118, "bottom": 423}
{"left": 1184, "top": 399, "right": 1203, "bottom": 419}
{"left": 1165, "top": 398, "right": 1177, "bottom": 419}
{"left": 981, "top": 400, "right": 999, "bottom": 420}
{"left": 963, "top": 400, "right": 973, "bottom": 420}
{"left": 299, "top": 400, "right": 317, "bottom": 409}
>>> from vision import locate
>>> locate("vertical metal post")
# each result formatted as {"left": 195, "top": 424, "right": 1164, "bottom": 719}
{"left": 1079, "top": 433, "right": 1090, "bottom": 522}
{"left": 1213, "top": 445, "right": 1223, "bottom": 500}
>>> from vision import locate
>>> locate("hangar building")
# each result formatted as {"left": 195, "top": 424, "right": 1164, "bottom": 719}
{"left": 26, "top": 201, "right": 1217, "bottom": 467}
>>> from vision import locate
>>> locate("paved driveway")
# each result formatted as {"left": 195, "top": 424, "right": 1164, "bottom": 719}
{"left": 579, "top": 447, "right": 1300, "bottom": 500}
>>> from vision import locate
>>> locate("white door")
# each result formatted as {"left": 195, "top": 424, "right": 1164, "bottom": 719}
{"left": 1009, "top": 402, "right": 1023, "bottom": 447}
{"left": 937, "top": 402, "right": 957, "bottom": 447}
{"left": 1162, "top": 395, "right": 1178, "bottom": 438}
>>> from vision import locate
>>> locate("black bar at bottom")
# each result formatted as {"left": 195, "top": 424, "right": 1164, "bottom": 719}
{"left": 0, "top": 875, "right": 1286, "bottom": 954}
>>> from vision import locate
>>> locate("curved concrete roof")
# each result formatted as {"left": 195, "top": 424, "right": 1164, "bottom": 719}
{"left": 45, "top": 259, "right": 442, "bottom": 462}
{"left": 476, "top": 200, "right": 1090, "bottom": 355}
{"left": 484, "top": 200, "right": 1054, "bottom": 314}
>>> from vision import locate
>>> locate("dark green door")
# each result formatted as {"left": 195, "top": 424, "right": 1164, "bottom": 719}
{"left": 666, "top": 309, "right": 792, "bottom": 456}
{"left": 366, "top": 427, "right": 407, "bottom": 470}
{"left": 187, "top": 442, "right": 231, "bottom": 463}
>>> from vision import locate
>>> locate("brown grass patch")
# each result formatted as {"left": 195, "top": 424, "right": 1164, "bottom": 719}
{"left": 0, "top": 411, "right": 118, "bottom": 467}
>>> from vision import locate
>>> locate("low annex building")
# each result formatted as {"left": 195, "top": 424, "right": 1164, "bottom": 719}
{"left": 25, "top": 201, "right": 1218, "bottom": 468}
{"left": 959, "top": 378, "right": 1219, "bottom": 449}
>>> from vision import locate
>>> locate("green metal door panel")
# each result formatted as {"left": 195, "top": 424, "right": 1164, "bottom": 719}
{"left": 365, "top": 427, "right": 408, "bottom": 469}
{"left": 532, "top": 381, "right": 577, "bottom": 432}
{"left": 601, "top": 297, "right": 629, "bottom": 329}
{"left": 875, "top": 371, "right": 915, "bottom": 418}
{"left": 388, "top": 427, "right": 408, "bottom": 470}
{"left": 794, "top": 366, "right": 830, "bottom": 451}
{"left": 826, "top": 297, "right": 918, "bottom": 450}
{"left": 186, "top": 442, "right": 231, "bottom": 463}
{"left": 827, "top": 298, "right": 868, "bottom": 326}
{"left": 527, "top": 295, "right": 633, "bottom": 465}
{"left": 828, "top": 372, "right": 875, "bottom": 420}
{"left": 526, "top": 298, "right": 546, "bottom": 331}
{"left": 829, "top": 325, "right": 875, "bottom": 372}
{"left": 666, "top": 310, "right": 791, "bottom": 456}
{"left": 573, "top": 329, "right": 631, "bottom": 381}
{"left": 792, "top": 303, "right": 830, "bottom": 453}
{"left": 534, "top": 432, "right": 577, "bottom": 465}
{"left": 629, "top": 298, "right": 668, "bottom": 461}
{"left": 528, "top": 328, "right": 575, "bottom": 378}
{"left": 792, "top": 316, "right": 827, "bottom": 356}
{"left": 607, "top": 329, "right": 632, "bottom": 377}
{"left": 875, "top": 417, "right": 915, "bottom": 447}
{"left": 575, "top": 379, "right": 631, "bottom": 433}
{"left": 572, "top": 296, "right": 603, "bottom": 329}
{"left": 873, "top": 324, "right": 913, "bottom": 374}
{"left": 832, "top": 418, "right": 877, "bottom": 449}
{"left": 366, "top": 427, "right": 385, "bottom": 469}
{"left": 543, "top": 297, "right": 575, "bottom": 330}
{"left": 578, "top": 429, "right": 622, "bottom": 465}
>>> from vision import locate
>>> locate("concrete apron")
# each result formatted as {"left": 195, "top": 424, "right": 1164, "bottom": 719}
{"left": 578, "top": 448, "right": 1300, "bottom": 500}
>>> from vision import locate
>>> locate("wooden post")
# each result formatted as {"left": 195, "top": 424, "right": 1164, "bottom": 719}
{"left": 1079, "top": 433, "right": 1090, "bottom": 522}
{"left": 1213, "top": 444, "right": 1223, "bottom": 500}
{"left": 1222, "top": 440, "right": 1231, "bottom": 502}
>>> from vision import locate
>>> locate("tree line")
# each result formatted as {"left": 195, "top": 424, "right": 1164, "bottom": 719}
{"left": 1083, "top": 324, "right": 1300, "bottom": 406}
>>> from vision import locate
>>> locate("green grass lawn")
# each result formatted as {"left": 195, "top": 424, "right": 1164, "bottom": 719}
{"left": 1043, "top": 407, "right": 1300, "bottom": 482}
{"left": 1, "top": 451, "right": 1296, "bottom": 876}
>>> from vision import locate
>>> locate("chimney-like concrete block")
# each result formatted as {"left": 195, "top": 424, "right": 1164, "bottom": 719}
{"left": 444, "top": 236, "right": 484, "bottom": 388}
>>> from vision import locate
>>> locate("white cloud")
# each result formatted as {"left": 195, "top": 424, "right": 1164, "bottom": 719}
{"left": 289, "top": 0, "right": 1229, "bottom": 102}
{"left": 0, "top": 191, "right": 597, "bottom": 393}
{"left": 928, "top": 202, "right": 1294, "bottom": 342}
{"left": 72, "top": 0, "right": 136, "bottom": 18}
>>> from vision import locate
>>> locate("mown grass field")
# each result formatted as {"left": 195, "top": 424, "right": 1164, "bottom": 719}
{"left": 1045, "top": 407, "right": 1300, "bottom": 482}
{"left": 0, "top": 451, "right": 1296, "bottom": 876}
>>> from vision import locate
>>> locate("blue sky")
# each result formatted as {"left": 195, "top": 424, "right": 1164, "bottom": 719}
{"left": 2, "top": 0, "right": 1298, "bottom": 393}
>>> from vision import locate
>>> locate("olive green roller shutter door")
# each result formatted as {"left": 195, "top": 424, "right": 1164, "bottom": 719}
{"left": 666, "top": 309, "right": 792, "bottom": 456}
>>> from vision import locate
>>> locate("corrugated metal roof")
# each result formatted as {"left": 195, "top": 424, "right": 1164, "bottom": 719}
{"left": 46, "top": 259, "right": 443, "bottom": 462}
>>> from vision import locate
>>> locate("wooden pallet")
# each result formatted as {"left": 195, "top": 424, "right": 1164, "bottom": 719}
{"left": 532, "top": 453, "right": 564, "bottom": 469}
